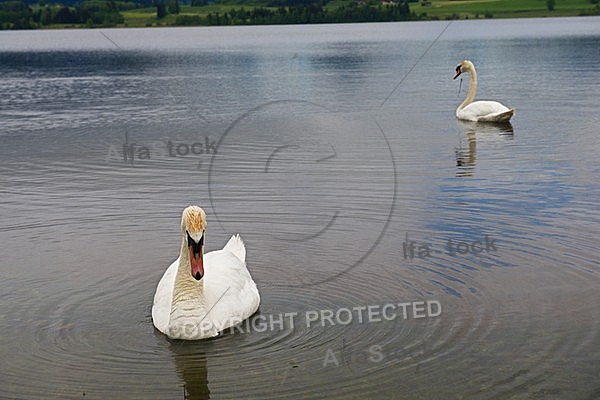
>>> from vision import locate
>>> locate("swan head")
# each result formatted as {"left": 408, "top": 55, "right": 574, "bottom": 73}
{"left": 453, "top": 60, "right": 474, "bottom": 80}
{"left": 181, "top": 206, "right": 207, "bottom": 281}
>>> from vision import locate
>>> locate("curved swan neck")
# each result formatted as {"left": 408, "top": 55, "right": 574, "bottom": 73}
{"left": 458, "top": 65, "right": 478, "bottom": 110}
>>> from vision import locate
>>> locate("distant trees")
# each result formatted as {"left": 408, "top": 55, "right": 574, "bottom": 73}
{"left": 0, "top": 1, "right": 34, "bottom": 28}
{"left": 156, "top": 0, "right": 179, "bottom": 19}
{"left": 1, "top": 0, "right": 416, "bottom": 29}
{"left": 54, "top": 5, "right": 79, "bottom": 23}
{"left": 0, "top": 0, "right": 126, "bottom": 28}
{"left": 156, "top": 2, "right": 167, "bottom": 18}
{"left": 175, "top": 1, "right": 414, "bottom": 26}
{"left": 167, "top": 0, "right": 179, "bottom": 14}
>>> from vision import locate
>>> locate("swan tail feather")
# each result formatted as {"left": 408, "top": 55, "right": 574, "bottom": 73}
{"left": 224, "top": 234, "right": 246, "bottom": 262}
{"left": 497, "top": 108, "right": 515, "bottom": 122}
{"left": 479, "top": 108, "right": 515, "bottom": 123}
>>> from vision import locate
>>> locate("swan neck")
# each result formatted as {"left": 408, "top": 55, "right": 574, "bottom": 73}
{"left": 164, "top": 239, "right": 208, "bottom": 339}
{"left": 173, "top": 238, "right": 205, "bottom": 301}
{"left": 459, "top": 67, "right": 478, "bottom": 110}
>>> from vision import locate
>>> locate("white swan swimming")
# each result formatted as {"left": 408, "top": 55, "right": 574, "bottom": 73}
{"left": 453, "top": 60, "right": 515, "bottom": 123}
{"left": 152, "top": 206, "right": 260, "bottom": 340}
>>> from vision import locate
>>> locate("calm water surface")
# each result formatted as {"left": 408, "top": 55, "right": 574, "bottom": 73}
{"left": 1, "top": 17, "right": 600, "bottom": 399}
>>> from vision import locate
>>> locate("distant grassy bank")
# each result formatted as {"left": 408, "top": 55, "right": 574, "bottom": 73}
{"left": 118, "top": 0, "right": 599, "bottom": 28}
{"left": 1, "top": 0, "right": 598, "bottom": 29}
{"left": 412, "top": 0, "right": 600, "bottom": 20}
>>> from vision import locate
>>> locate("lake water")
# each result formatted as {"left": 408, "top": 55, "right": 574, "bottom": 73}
{"left": 1, "top": 17, "right": 600, "bottom": 399}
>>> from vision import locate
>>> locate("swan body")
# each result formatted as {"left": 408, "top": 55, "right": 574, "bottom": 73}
{"left": 152, "top": 206, "right": 260, "bottom": 340}
{"left": 454, "top": 60, "right": 515, "bottom": 123}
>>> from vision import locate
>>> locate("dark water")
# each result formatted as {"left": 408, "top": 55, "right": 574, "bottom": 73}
{"left": 1, "top": 18, "right": 600, "bottom": 399}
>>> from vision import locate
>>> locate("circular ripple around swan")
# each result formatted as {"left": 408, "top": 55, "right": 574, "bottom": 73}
{"left": 386, "top": 231, "right": 600, "bottom": 398}
{"left": 0, "top": 271, "right": 175, "bottom": 398}
{"left": 198, "top": 229, "right": 600, "bottom": 399}
{"left": 165, "top": 257, "right": 489, "bottom": 399}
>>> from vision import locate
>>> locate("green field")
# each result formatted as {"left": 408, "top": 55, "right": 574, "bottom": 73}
{"left": 121, "top": 5, "right": 253, "bottom": 27}
{"left": 28, "top": 0, "right": 600, "bottom": 29}
{"left": 413, "top": 0, "right": 599, "bottom": 20}
{"left": 118, "top": 0, "right": 599, "bottom": 27}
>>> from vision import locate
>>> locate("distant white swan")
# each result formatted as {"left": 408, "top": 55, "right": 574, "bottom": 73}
{"left": 152, "top": 206, "right": 260, "bottom": 340}
{"left": 453, "top": 60, "right": 515, "bottom": 123}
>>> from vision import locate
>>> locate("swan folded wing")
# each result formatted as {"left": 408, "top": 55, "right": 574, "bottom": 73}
{"left": 152, "top": 257, "right": 179, "bottom": 334}
{"left": 222, "top": 234, "right": 246, "bottom": 262}
{"left": 208, "top": 281, "right": 260, "bottom": 332}
{"left": 203, "top": 250, "right": 260, "bottom": 332}
{"left": 478, "top": 108, "right": 515, "bottom": 123}
{"left": 460, "top": 101, "right": 511, "bottom": 122}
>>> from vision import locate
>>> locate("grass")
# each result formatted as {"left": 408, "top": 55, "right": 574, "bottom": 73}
{"left": 121, "top": 4, "right": 280, "bottom": 27}
{"left": 122, "top": 0, "right": 599, "bottom": 27}
{"left": 412, "top": 0, "right": 599, "bottom": 20}
{"left": 38, "top": 0, "right": 600, "bottom": 28}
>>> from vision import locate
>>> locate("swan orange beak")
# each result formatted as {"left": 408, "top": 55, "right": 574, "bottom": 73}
{"left": 187, "top": 231, "right": 204, "bottom": 280}
{"left": 189, "top": 246, "right": 204, "bottom": 280}
{"left": 453, "top": 67, "right": 462, "bottom": 80}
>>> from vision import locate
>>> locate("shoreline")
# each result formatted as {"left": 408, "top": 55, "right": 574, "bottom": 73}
{"left": 1, "top": 0, "right": 599, "bottom": 30}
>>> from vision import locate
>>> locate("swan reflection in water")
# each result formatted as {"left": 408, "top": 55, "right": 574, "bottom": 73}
{"left": 455, "top": 120, "right": 514, "bottom": 177}
{"left": 169, "top": 341, "right": 210, "bottom": 400}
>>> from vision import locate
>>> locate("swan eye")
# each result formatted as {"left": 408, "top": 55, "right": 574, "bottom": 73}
{"left": 456, "top": 66, "right": 461, "bottom": 72}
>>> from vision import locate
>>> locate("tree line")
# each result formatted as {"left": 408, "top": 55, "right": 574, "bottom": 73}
{"left": 1, "top": 0, "right": 416, "bottom": 29}
{"left": 0, "top": 0, "right": 131, "bottom": 29}
{"left": 174, "top": 2, "right": 414, "bottom": 26}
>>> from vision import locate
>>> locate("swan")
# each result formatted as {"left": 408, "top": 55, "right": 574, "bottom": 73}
{"left": 453, "top": 60, "right": 515, "bottom": 123}
{"left": 152, "top": 205, "right": 260, "bottom": 340}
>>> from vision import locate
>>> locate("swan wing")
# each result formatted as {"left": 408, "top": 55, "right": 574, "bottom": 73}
{"left": 458, "top": 101, "right": 513, "bottom": 122}
{"left": 478, "top": 108, "right": 515, "bottom": 123}
{"left": 222, "top": 233, "right": 246, "bottom": 262}
{"left": 152, "top": 257, "right": 179, "bottom": 334}
{"left": 203, "top": 236, "right": 260, "bottom": 331}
